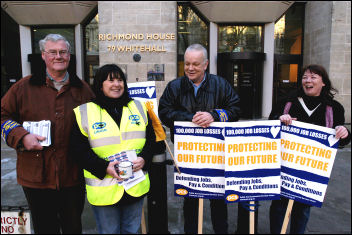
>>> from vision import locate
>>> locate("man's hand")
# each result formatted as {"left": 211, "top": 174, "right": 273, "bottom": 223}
{"left": 22, "top": 134, "right": 46, "bottom": 151}
{"left": 192, "top": 111, "right": 214, "bottom": 128}
{"left": 132, "top": 157, "right": 145, "bottom": 172}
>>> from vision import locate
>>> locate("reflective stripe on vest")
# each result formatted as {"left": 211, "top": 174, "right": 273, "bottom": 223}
{"left": 79, "top": 100, "right": 147, "bottom": 142}
{"left": 85, "top": 176, "right": 118, "bottom": 187}
{"left": 134, "top": 100, "right": 147, "bottom": 124}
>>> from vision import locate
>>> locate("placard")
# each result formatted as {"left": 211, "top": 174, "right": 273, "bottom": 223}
{"left": 224, "top": 120, "right": 281, "bottom": 202}
{"left": 280, "top": 120, "right": 339, "bottom": 207}
{"left": 127, "top": 81, "right": 158, "bottom": 116}
{"left": 174, "top": 122, "right": 226, "bottom": 199}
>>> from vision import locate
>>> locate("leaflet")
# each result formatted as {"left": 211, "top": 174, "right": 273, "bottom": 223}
{"left": 22, "top": 120, "right": 51, "bottom": 146}
{"left": 107, "top": 150, "right": 146, "bottom": 190}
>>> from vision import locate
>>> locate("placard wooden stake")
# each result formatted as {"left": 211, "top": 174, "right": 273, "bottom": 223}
{"left": 141, "top": 206, "right": 147, "bottom": 234}
{"left": 198, "top": 198, "right": 204, "bottom": 234}
{"left": 250, "top": 201, "right": 255, "bottom": 234}
{"left": 165, "top": 139, "right": 181, "bottom": 174}
{"left": 281, "top": 199, "right": 294, "bottom": 234}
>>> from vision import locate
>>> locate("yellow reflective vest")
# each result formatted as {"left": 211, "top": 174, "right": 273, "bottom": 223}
{"left": 73, "top": 100, "right": 150, "bottom": 206}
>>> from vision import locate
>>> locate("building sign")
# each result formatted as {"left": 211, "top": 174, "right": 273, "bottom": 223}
{"left": 99, "top": 33, "right": 176, "bottom": 53}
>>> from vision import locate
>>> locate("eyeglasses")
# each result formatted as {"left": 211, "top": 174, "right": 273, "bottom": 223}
{"left": 43, "top": 50, "right": 69, "bottom": 57}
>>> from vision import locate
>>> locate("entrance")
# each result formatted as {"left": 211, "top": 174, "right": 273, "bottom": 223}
{"left": 217, "top": 52, "right": 265, "bottom": 119}
{"left": 273, "top": 54, "right": 302, "bottom": 106}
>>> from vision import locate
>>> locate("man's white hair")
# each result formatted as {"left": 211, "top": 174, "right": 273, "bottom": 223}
{"left": 39, "top": 34, "right": 71, "bottom": 52}
{"left": 184, "top": 44, "right": 208, "bottom": 64}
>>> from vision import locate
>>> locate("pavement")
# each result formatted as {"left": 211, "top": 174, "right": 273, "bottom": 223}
{"left": 1, "top": 125, "right": 351, "bottom": 234}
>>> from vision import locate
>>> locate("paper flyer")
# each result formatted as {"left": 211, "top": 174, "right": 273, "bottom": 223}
{"left": 22, "top": 120, "right": 51, "bottom": 146}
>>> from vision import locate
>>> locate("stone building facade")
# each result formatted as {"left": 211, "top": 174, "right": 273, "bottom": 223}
{"left": 304, "top": 1, "right": 351, "bottom": 121}
{"left": 1, "top": 1, "right": 351, "bottom": 121}
{"left": 98, "top": 1, "right": 177, "bottom": 100}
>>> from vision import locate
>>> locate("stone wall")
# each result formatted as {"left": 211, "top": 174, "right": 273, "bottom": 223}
{"left": 329, "top": 1, "right": 351, "bottom": 123}
{"left": 98, "top": 1, "right": 177, "bottom": 100}
{"left": 304, "top": 1, "right": 351, "bottom": 123}
{"left": 303, "top": 1, "right": 333, "bottom": 69}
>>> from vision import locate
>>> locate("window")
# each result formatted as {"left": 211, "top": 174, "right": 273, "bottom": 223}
{"left": 1, "top": 8, "right": 22, "bottom": 97}
{"left": 177, "top": 3, "right": 209, "bottom": 77}
{"left": 32, "top": 27, "right": 75, "bottom": 54}
{"left": 84, "top": 13, "right": 99, "bottom": 85}
{"left": 274, "top": 3, "right": 305, "bottom": 55}
{"left": 85, "top": 14, "right": 99, "bottom": 55}
{"left": 218, "top": 25, "right": 263, "bottom": 53}
{"left": 273, "top": 3, "right": 305, "bottom": 106}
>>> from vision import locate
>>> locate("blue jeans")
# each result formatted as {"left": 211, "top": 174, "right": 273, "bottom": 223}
{"left": 91, "top": 197, "right": 144, "bottom": 234}
{"left": 270, "top": 198, "right": 311, "bottom": 234}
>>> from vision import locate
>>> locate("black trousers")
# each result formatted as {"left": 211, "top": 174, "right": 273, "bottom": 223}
{"left": 236, "top": 202, "right": 259, "bottom": 234}
{"left": 183, "top": 197, "right": 228, "bottom": 234}
{"left": 22, "top": 184, "right": 85, "bottom": 234}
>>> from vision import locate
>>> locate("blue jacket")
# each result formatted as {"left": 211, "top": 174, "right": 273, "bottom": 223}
{"left": 159, "top": 73, "right": 240, "bottom": 142}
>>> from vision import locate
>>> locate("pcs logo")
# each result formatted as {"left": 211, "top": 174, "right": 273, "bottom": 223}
{"left": 129, "top": 115, "right": 140, "bottom": 125}
{"left": 175, "top": 189, "right": 188, "bottom": 196}
{"left": 92, "top": 122, "right": 107, "bottom": 134}
{"left": 226, "top": 194, "right": 239, "bottom": 202}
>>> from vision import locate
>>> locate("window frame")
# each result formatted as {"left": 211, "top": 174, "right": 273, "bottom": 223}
{"left": 31, "top": 25, "right": 76, "bottom": 54}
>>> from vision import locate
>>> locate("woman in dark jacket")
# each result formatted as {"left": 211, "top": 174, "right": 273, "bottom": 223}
{"left": 70, "top": 64, "right": 156, "bottom": 234}
{"left": 269, "top": 64, "right": 350, "bottom": 234}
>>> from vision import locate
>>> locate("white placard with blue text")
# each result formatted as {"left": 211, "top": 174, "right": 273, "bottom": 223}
{"left": 224, "top": 120, "right": 281, "bottom": 203}
{"left": 280, "top": 120, "right": 339, "bottom": 207}
{"left": 174, "top": 121, "right": 226, "bottom": 199}
{"left": 127, "top": 81, "right": 158, "bottom": 116}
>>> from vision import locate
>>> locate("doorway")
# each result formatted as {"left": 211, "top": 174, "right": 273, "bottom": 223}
{"left": 273, "top": 54, "right": 302, "bottom": 106}
{"left": 217, "top": 52, "right": 265, "bottom": 119}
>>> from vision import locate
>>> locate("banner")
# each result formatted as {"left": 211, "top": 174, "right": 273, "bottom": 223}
{"left": 174, "top": 122, "right": 226, "bottom": 199}
{"left": 224, "top": 120, "right": 281, "bottom": 202}
{"left": 127, "top": 81, "right": 158, "bottom": 116}
{"left": 280, "top": 120, "right": 339, "bottom": 207}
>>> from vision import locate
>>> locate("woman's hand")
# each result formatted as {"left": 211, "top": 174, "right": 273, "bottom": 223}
{"left": 335, "top": 126, "right": 349, "bottom": 139}
{"left": 279, "top": 114, "right": 297, "bottom": 126}
{"left": 106, "top": 161, "right": 124, "bottom": 181}
{"left": 132, "top": 157, "right": 145, "bottom": 172}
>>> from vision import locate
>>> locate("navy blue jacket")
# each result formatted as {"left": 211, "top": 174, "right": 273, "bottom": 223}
{"left": 159, "top": 73, "right": 240, "bottom": 142}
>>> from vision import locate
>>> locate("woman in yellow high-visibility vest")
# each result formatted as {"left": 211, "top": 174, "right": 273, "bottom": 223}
{"left": 69, "top": 64, "right": 156, "bottom": 234}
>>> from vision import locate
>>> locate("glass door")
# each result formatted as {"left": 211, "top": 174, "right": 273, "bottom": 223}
{"left": 235, "top": 61, "right": 258, "bottom": 119}
{"left": 217, "top": 52, "right": 264, "bottom": 119}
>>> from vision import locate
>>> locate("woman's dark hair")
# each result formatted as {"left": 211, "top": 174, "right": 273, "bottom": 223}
{"left": 298, "top": 64, "right": 337, "bottom": 101}
{"left": 92, "top": 64, "right": 129, "bottom": 100}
